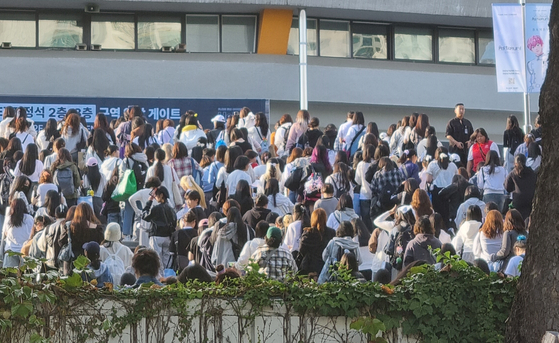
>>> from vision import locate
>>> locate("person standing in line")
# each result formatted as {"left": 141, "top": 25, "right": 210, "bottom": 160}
{"left": 445, "top": 103, "right": 474, "bottom": 167}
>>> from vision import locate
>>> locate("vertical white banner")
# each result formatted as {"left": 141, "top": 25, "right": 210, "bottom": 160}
{"left": 492, "top": 4, "right": 526, "bottom": 93}
{"left": 525, "top": 3, "right": 551, "bottom": 93}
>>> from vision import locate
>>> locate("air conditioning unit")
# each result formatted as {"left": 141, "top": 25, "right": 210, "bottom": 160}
{"left": 75, "top": 43, "right": 87, "bottom": 51}
{"left": 91, "top": 44, "right": 102, "bottom": 51}
{"left": 85, "top": 4, "right": 100, "bottom": 13}
{"left": 1, "top": 42, "right": 12, "bottom": 49}
{"left": 161, "top": 46, "right": 173, "bottom": 52}
{"left": 175, "top": 43, "right": 186, "bottom": 52}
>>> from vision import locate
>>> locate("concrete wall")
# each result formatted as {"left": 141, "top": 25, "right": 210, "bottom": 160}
{"left": 0, "top": 50, "right": 539, "bottom": 142}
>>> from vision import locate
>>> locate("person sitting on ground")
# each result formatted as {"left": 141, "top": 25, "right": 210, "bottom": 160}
{"left": 403, "top": 215, "right": 442, "bottom": 267}
{"left": 331, "top": 252, "right": 366, "bottom": 283}
{"left": 236, "top": 220, "right": 269, "bottom": 271}
{"left": 132, "top": 248, "right": 163, "bottom": 288}
{"left": 82, "top": 241, "right": 114, "bottom": 288}
{"left": 314, "top": 183, "right": 338, "bottom": 218}
{"left": 242, "top": 194, "right": 271, "bottom": 229}
{"left": 504, "top": 235, "right": 527, "bottom": 277}
{"left": 250, "top": 226, "right": 298, "bottom": 281}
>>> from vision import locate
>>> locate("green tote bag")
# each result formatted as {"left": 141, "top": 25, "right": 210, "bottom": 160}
{"left": 111, "top": 169, "right": 138, "bottom": 201}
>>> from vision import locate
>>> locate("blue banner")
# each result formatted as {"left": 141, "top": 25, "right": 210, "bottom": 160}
{"left": 525, "top": 3, "right": 551, "bottom": 93}
{"left": 0, "top": 97, "right": 269, "bottom": 131}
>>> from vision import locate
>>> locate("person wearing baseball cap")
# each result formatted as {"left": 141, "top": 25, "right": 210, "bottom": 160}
{"left": 142, "top": 186, "right": 177, "bottom": 274}
{"left": 83, "top": 156, "right": 106, "bottom": 223}
{"left": 82, "top": 241, "right": 114, "bottom": 287}
{"left": 207, "top": 114, "right": 226, "bottom": 149}
{"left": 250, "top": 226, "right": 297, "bottom": 281}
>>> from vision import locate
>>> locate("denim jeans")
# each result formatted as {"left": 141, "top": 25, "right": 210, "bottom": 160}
{"left": 483, "top": 193, "right": 507, "bottom": 213}
{"left": 353, "top": 193, "right": 361, "bottom": 216}
{"left": 360, "top": 199, "right": 373, "bottom": 233}
{"left": 288, "top": 191, "right": 297, "bottom": 204}
{"left": 107, "top": 212, "right": 122, "bottom": 227}
{"left": 122, "top": 201, "right": 134, "bottom": 236}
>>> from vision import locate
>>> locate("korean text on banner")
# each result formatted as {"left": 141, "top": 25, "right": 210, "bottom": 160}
{"left": 525, "top": 3, "right": 551, "bottom": 93}
{"left": 492, "top": 4, "right": 526, "bottom": 93}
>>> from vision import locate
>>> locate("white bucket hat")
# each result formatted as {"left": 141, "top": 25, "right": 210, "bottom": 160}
{"left": 104, "top": 222, "right": 122, "bottom": 242}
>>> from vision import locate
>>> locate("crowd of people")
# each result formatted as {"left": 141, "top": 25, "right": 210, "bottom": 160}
{"left": 0, "top": 103, "right": 539, "bottom": 287}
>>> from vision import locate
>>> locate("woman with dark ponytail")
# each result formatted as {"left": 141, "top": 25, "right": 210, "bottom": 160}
{"left": 398, "top": 149, "right": 420, "bottom": 183}
{"left": 505, "top": 154, "right": 537, "bottom": 219}
{"left": 83, "top": 157, "right": 107, "bottom": 223}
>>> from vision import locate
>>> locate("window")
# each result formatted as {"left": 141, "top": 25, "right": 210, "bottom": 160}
{"left": 478, "top": 31, "right": 495, "bottom": 65}
{"left": 221, "top": 15, "right": 256, "bottom": 53}
{"left": 287, "top": 18, "right": 318, "bottom": 56}
{"left": 394, "top": 27, "right": 433, "bottom": 61}
{"left": 319, "top": 20, "right": 350, "bottom": 58}
{"left": 138, "top": 18, "right": 181, "bottom": 50}
{"left": 186, "top": 15, "right": 219, "bottom": 52}
{"left": 91, "top": 15, "right": 135, "bottom": 50}
{"left": 39, "top": 14, "right": 83, "bottom": 48}
{"left": 0, "top": 13, "right": 36, "bottom": 47}
{"left": 352, "top": 23, "right": 387, "bottom": 59}
{"left": 438, "top": 29, "right": 475, "bottom": 63}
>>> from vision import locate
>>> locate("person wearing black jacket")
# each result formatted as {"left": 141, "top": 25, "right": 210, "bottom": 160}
{"left": 102, "top": 168, "right": 121, "bottom": 225}
{"left": 242, "top": 194, "right": 271, "bottom": 229}
{"left": 142, "top": 186, "right": 177, "bottom": 273}
{"left": 438, "top": 174, "right": 472, "bottom": 230}
{"left": 297, "top": 208, "right": 336, "bottom": 275}
{"left": 170, "top": 209, "right": 198, "bottom": 272}
{"left": 206, "top": 115, "right": 225, "bottom": 149}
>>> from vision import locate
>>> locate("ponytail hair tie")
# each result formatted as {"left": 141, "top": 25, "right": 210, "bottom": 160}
{"left": 403, "top": 149, "right": 409, "bottom": 156}
{"left": 517, "top": 235, "right": 527, "bottom": 242}
{"left": 193, "top": 113, "right": 198, "bottom": 117}
{"left": 439, "top": 153, "right": 448, "bottom": 159}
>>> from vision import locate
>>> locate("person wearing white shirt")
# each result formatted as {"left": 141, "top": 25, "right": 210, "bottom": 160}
{"left": 99, "top": 223, "right": 134, "bottom": 285}
{"left": 274, "top": 115, "right": 293, "bottom": 157}
{"left": 334, "top": 112, "right": 354, "bottom": 151}
{"left": 235, "top": 221, "right": 268, "bottom": 270}
{"left": 0, "top": 107, "right": 37, "bottom": 140}
{"left": 476, "top": 151, "right": 507, "bottom": 212}
{"left": 100, "top": 147, "right": 122, "bottom": 181}
{"left": 452, "top": 205, "right": 482, "bottom": 263}
{"left": 2, "top": 198, "right": 34, "bottom": 267}
{"left": 425, "top": 151, "right": 458, "bottom": 190}
{"left": 14, "top": 144, "right": 43, "bottom": 183}
{"left": 343, "top": 112, "right": 366, "bottom": 151}
{"left": 146, "top": 153, "right": 179, "bottom": 208}
{"left": 473, "top": 210, "right": 503, "bottom": 271}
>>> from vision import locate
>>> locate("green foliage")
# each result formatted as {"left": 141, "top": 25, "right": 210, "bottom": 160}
{"left": 0, "top": 252, "right": 517, "bottom": 343}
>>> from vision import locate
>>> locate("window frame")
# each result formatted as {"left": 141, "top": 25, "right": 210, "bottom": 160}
{"left": 220, "top": 14, "right": 258, "bottom": 53}
{"left": 185, "top": 14, "right": 221, "bottom": 53}
{"left": 436, "top": 27, "right": 477, "bottom": 65}
{"left": 317, "top": 18, "right": 351, "bottom": 58}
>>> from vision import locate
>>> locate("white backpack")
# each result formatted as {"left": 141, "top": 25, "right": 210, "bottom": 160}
{"left": 105, "top": 245, "right": 126, "bottom": 286}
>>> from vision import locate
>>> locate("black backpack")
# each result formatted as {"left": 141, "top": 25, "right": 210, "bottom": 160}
{"left": 388, "top": 227, "right": 414, "bottom": 270}
{"left": 379, "top": 183, "right": 398, "bottom": 211}
{"left": 284, "top": 166, "right": 306, "bottom": 192}
{"left": 130, "top": 159, "right": 147, "bottom": 189}
{"left": 295, "top": 130, "right": 310, "bottom": 150}
{"left": 0, "top": 169, "right": 13, "bottom": 215}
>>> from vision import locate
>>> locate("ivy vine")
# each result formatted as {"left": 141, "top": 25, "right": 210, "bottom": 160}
{"left": 0, "top": 251, "right": 516, "bottom": 343}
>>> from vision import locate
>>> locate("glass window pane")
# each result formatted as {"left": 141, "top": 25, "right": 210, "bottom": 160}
{"left": 352, "top": 23, "right": 387, "bottom": 59}
{"left": 439, "top": 29, "right": 475, "bottom": 63}
{"left": 92, "top": 15, "right": 134, "bottom": 50}
{"left": 319, "top": 20, "right": 349, "bottom": 57}
{"left": 395, "top": 27, "right": 433, "bottom": 61}
{"left": 221, "top": 15, "right": 256, "bottom": 53}
{"left": 0, "top": 13, "right": 36, "bottom": 47}
{"left": 39, "top": 14, "right": 83, "bottom": 48}
{"left": 478, "top": 31, "right": 495, "bottom": 65}
{"left": 186, "top": 15, "right": 219, "bottom": 52}
{"left": 138, "top": 19, "right": 181, "bottom": 50}
{"left": 287, "top": 18, "right": 317, "bottom": 56}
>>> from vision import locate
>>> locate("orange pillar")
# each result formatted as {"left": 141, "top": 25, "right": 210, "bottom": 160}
{"left": 257, "top": 9, "right": 293, "bottom": 55}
